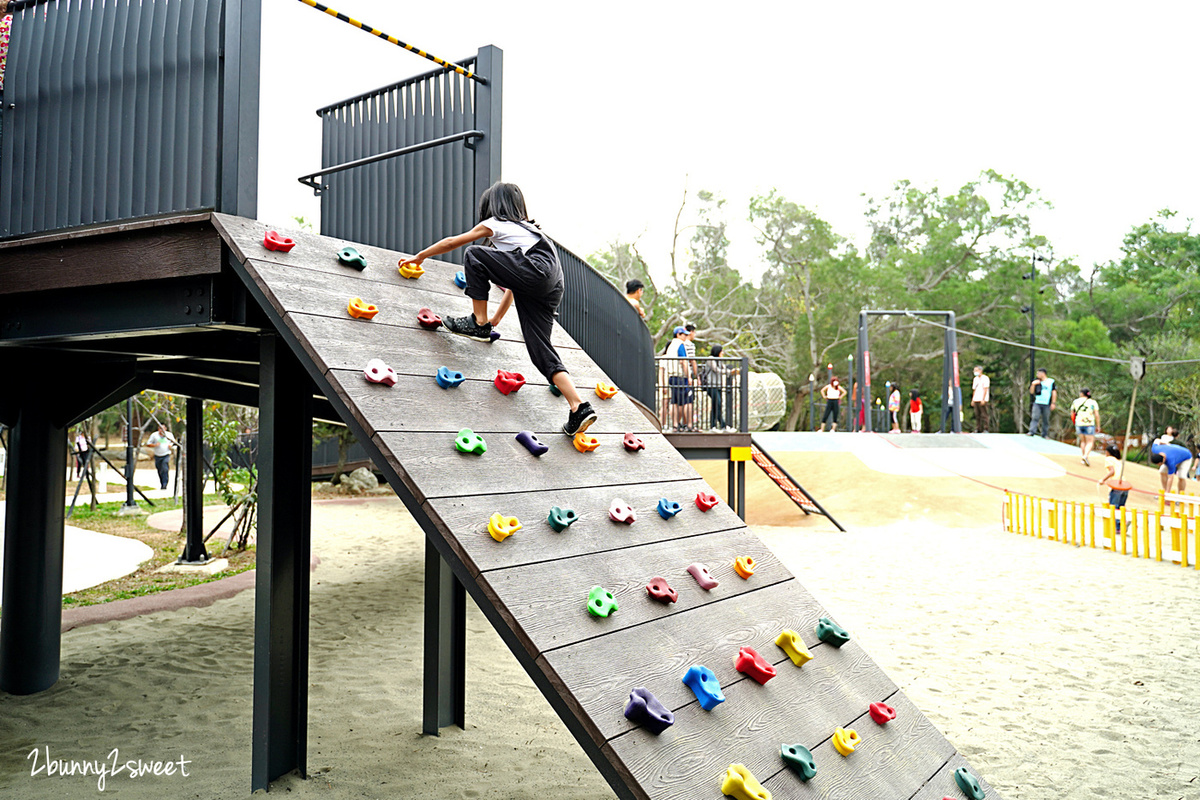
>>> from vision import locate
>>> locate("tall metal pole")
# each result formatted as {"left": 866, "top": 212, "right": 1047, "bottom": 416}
{"left": 857, "top": 311, "right": 871, "bottom": 432}
{"left": 122, "top": 397, "right": 137, "bottom": 510}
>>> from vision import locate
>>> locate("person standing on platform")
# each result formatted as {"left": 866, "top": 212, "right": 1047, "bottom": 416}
{"left": 909, "top": 390, "right": 923, "bottom": 433}
{"left": 144, "top": 423, "right": 177, "bottom": 491}
{"left": 819, "top": 377, "right": 847, "bottom": 432}
{"left": 1070, "top": 388, "right": 1100, "bottom": 466}
{"left": 887, "top": 384, "right": 902, "bottom": 433}
{"left": 1027, "top": 368, "right": 1056, "bottom": 438}
{"left": 624, "top": 279, "right": 646, "bottom": 320}
{"left": 971, "top": 366, "right": 991, "bottom": 433}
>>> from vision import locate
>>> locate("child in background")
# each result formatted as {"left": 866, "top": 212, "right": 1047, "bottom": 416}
{"left": 1098, "top": 443, "right": 1129, "bottom": 531}
{"left": 909, "top": 390, "right": 923, "bottom": 433}
{"left": 887, "top": 384, "right": 901, "bottom": 433}
{"left": 399, "top": 182, "right": 597, "bottom": 436}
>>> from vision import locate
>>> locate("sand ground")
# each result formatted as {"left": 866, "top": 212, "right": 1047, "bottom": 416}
{"left": 2, "top": 447, "right": 1199, "bottom": 798}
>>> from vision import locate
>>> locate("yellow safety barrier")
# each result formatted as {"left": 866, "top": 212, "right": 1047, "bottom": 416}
{"left": 1003, "top": 490, "right": 1198, "bottom": 570}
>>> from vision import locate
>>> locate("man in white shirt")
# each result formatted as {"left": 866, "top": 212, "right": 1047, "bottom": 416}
{"left": 971, "top": 366, "right": 991, "bottom": 433}
{"left": 144, "top": 423, "right": 177, "bottom": 490}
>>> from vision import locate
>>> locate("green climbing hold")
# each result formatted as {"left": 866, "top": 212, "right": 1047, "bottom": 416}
{"left": 454, "top": 428, "right": 487, "bottom": 455}
{"left": 547, "top": 506, "right": 578, "bottom": 532}
{"left": 337, "top": 246, "right": 367, "bottom": 271}
{"left": 954, "top": 768, "right": 985, "bottom": 800}
{"left": 548, "top": 383, "right": 562, "bottom": 397}
{"left": 816, "top": 617, "right": 851, "bottom": 647}
{"left": 587, "top": 585, "right": 618, "bottom": 618}
{"left": 780, "top": 743, "right": 817, "bottom": 781}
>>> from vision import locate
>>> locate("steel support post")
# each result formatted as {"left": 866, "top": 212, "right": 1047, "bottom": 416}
{"left": 948, "top": 312, "right": 962, "bottom": 433}
{"left": 423, "top": 541, "right": 466, "bottom": 734}
{"left": 736, "top": 460, "right": 746, "bottom": 520}
{"left": 0, "top": 403, "right": 67, "bottom": 695}
{"left": 252, "top": 334, "right": 312, "bottom": 791}
{"left": 857, "top": 311, "right": 871, "bottom": 432}
{"left": 180, "top": 397, "right": 209, "bottom": 563}
{"left": 472, "top": 45, "right": 503, "bottom": 200}
{"left": 123, "top": 396, "right": 138, "bottom": 509}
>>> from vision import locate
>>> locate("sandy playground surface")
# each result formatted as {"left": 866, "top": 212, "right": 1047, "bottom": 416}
{"left": 1, "top": 435, "right": 1198, "bottom": 799}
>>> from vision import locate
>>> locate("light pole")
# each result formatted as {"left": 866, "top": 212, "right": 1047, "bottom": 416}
{"left": 1022, "top": 254, "right": 1049, "bottom": 384}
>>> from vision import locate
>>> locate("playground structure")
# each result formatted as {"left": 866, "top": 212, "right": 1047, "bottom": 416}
{"left": 1005, "top": 489, "right": 1200, "bottom": 568}
{"left": 0, "top": 1, "right": 1001, "bottom": 797}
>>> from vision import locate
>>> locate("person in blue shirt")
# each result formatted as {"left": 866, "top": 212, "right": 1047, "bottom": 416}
{"left": 1027, "top": 368, "right": 1057, "bottom": 438}
{"left": 1150, "top": 435, "right": 1192, "bottom": 496}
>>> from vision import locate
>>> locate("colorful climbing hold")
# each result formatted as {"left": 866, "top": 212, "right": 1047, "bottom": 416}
{"left": 624, "top": 687, "right": 674, "bottom": 735}
{"left": 435, "top": 367, "right": 465, "bottom": 389}
{"left": 695, "top": 491, "right": 720, "bottom": 511}
{"left": 645, "top": 576, "right": 678, "bottom": 604}
{"left": 363, "top": 359, "right": 397, "bottom": 387}
{"left": 487, "top": 512, "right": 521, "bottom": 542}
{"left": 816, "top": 617, "right": 851, "bottom": 648}
{"left": 622, "top": 433, "right": 645, "bottom": 452}
{"left": 548, "top": 383, "right": 562, "bottom": 397}
{"left": 954, "top": 768, "right": 986, "bottom": 800}
{"left": 656, "top": 498, "right": 682, "bottom": 519}
{"left": 587, "top": 585, "right": 618, "bottom": 618}
{"left": 454, "top": 428, "right": 487, "bottom": 455}
{"left": 453, "top": 270, "right": 467, "bottom": 289}
{"left": 397, "top": 261, "right": 425, "bottom": 279}
{"left": 720, "top": 764, "right": 770, "bottom": 800}
{"left": 347, "top": 297, "right": 379, "bottom": 320}
{"left": 734, "top": 646, "right": 777, "bottom": 685}
{"left": 869, "top": 701, "right": 897, "bottom": 725}
{"left": 262, "top": 230, "right": 296, "bottom": 252}
{"left": 515, "top": 431, "right": 549, "bottom": 456}
{"left": 594, "top": 382, "right": 619, "bottom": 400}
{"left": 682, "top": 665, "right": 725, "bottom": 711}
{"left": 494, "top": 369, "right": 526, "bottom": 395}
{"left": 831, "top": 727, "right": 860, "bottom": 757}
{"left": 774, "top": 629, "right": 813, "bottom": 667}
{"left": 574, "top": 432, "right": 601, "bottom": 453}
{"left": 337, "top": 246, "right": 367, "bottom": 270}
{"left": 780, "top": 744, "right": 817, "bottom": 781}
{"left": 489, "top": 330, "right": 501, "bottom": 342}
{"left": 547, "top": 506, "right": 578, "bottom": 532}
{"left": 733, "top": 556, "right": 756, "bottom": 579}
{"left": 608, "top": 499, "right": 636, "bottom": 524}
{"left": 687, "top": 562, "right": 719, "bottom": 590}
{"left": 416, "top": 307, "right": 443, "bottom": 330}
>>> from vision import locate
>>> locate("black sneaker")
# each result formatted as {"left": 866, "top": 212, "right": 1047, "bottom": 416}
{"left": 563, "top": 402, "right": 597, "bottom": 436}
{"left": 443, "top": 314, "right": 493, "bottom": 342}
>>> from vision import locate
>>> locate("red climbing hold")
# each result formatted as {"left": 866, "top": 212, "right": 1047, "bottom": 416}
{"left": 494, "top": 370, "right": 526, "bottom": 395}
{"left": 645, "top": 576, "right": 678, "bottom": 604}
{"left": 869, "top": 702, "right": 897, "bottom": 725}
{"left": 263, "top": 230, "right": 296, "bottom": 252}
{"left": 734, "top": 646, "right": 777, "bottom": 685}
{"left": 416, "top": 307, "right": 443, "bottom": 330}
{"left": 695, "top": 491, "right": 720, "bottom": 512}
{"left": 623, "top": 433, "right": 645, "bottom": 452}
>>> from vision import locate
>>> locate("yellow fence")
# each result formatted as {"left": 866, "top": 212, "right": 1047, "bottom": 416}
{"left": 1004, "top": 490, "right": 1198, "bottom": 569}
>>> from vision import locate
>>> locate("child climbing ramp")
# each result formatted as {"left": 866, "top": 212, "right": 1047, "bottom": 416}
{"left": 216, "top": 213, "right": 1005, "bottom": 800}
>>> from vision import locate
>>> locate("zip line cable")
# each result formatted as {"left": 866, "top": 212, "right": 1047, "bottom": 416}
{"left": 293, "top": 0, "right": 487, "bottom": 84}
{"left": 900, "top": 312, "right": 1200, "bottom": 368}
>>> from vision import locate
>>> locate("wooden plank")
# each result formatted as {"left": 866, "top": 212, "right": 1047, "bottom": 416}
{"left": 244, "top": 258, "right": 579, "bottom": 351}
{"left": 907, "top": 752, "right": 1004, "bottom": 800}
{"left": 374, "top": 430, "right": 698, "bottom": 503}
{"left": 327, "top": 369, "right": 653, "bottom": 437}
{"left": 214, "top": 212, "right": 476, "bottom": 301}
{"left": 763, "top": 692, "right": 956, "bottom": 800}
{"left": 284, "top": 310, "right": 615, "bottom": 386}
{"left": 0, "top": 211, "right": 212, "bottom": 249}
{"left": 482, "top": 527, "right": 793, "bottom": 657}
{"left": 602, "top": 653, "right": 902, "bottom": 800}
{"left": 0, "top": 220, "right": 222, "bottom": 295}
{"left": 423, "top": 478, "right": 742, "bottom": 575}
{"left": 541, "top": 581, "right": 863, "bottom": 743}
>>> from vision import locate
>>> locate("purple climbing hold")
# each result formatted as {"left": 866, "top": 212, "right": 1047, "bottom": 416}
{"left": 516, "top": 431, "right": 549, "bottom": 456}
{"left": 624, "top": 687, "right": 675, "bottom": 735}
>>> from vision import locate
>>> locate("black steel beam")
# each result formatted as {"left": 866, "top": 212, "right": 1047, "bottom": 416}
{"left": 5, "top": 329, "right": 262, "bottom": 363}
{"left": 143, "top": 371, "right": 341, "bottom": 424}
{"left": 423, "top": 543, "right": 467, "bottom": 734}
{"left": 252, "top": 334, "right": 312, "bottom": 791}
{"left": 181, "top": 397, "right": 209, "bottom": 564}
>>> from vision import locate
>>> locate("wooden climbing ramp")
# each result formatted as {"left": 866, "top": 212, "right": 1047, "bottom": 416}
{"left": 213, "top": 215, "right": 1003, "bottom": 800}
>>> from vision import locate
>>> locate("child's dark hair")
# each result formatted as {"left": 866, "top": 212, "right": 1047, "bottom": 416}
{"left": 1150, "top": 451, "right": 1164, "bottom": 465}
{"left": 478, "top": 182, "right": 529, "bottom": 223}
{"left": 1106, "top": 444, "right": 1120, "bottom": 458}
{"left": 910, "top": 390, "right": 920, "bottom": 400}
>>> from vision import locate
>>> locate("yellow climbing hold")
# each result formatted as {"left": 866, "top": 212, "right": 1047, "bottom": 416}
{"left": 832, "top": 727, "right": 861, "bottom": 757}
{"left": 720, "top": 763, "right": 771, "bottom": 800}
{"left": 774, "top": 629, "right": 813, "bottom": 667}
{"left": 487, "top": 512, "right": 522, "bottom": 542}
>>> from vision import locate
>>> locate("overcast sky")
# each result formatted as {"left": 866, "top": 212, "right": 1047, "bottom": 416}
{"left": 258, "top": 1, "right": 1199, "bottom": 285}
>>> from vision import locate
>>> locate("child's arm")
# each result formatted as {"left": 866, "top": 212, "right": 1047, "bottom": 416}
{"left": 489, "top": 289, "right": 514, "bottom": 326}
{"left": 400, "top": 223, "right": 492, "bottom": 266}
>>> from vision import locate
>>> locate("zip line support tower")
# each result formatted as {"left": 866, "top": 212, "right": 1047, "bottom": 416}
{"left": 856, "top": 310, "right": 962, "bottom": 433}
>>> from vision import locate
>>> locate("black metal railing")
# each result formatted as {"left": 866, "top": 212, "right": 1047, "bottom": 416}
{"left": 655, "top": 356, "right": 749, "bottom": 433}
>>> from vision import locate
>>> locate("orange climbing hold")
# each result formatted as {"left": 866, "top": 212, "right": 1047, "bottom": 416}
{"left": 397, "top": 261, "right": 425, "bottom": 279}
{"left": 347, "top": 297, "right": 379, "bottom": 320}
{"left": 574, "top": 432, "right": 600, "bottom": 453}
{"left": 594, "top": 382, "right": 619, "bottom": 400}
{"left": 733, "top": 556, "right": 756, "bottom": 579}
{"left": 487, "top": 512, "right": 522, "bottom": 542}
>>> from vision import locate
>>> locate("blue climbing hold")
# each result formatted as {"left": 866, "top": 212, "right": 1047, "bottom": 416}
{"left": 436, "top": 366, "right": 465, "bottom": 389}
{"left": 454, "top": 270, "right": 467, "bottom": 289}
{"left": 656, "top": 498, "right": 682, "bottom": 520}
{"left": 682, "top": 665, "right": 725, "bottom": 711}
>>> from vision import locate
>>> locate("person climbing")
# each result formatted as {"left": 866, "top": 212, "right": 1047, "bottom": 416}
{"left": 399, "top": 182, "right": 596, "bottom": 437}
{"left": 909, "top": 390, "right": 923, "bottom": 434}
{"left": 819, "top": 377, "right": 846, "bottom": 432}
{"left": 1070, "top": 388, "right": 1100, "bottom": 466}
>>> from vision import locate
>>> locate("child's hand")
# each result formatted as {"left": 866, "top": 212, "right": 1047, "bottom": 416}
{"left": 399, "top": 255, "right": 424, "bottom": 268}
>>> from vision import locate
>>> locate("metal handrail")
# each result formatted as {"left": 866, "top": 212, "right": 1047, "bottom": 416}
{"left": 298, "top": 130, "right": 484, "bottom": 194}
{"left": 655, "top": 356, "right": 749, "bottom": 433}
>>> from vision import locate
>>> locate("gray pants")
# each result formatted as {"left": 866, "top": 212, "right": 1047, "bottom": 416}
{"left": 1029, "top": 403, "right": 1052, "bottom": 437}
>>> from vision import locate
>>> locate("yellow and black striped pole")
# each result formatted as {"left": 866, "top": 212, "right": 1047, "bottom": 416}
{"left": 294, "top": 0, "right": 487, "bottom": 84}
